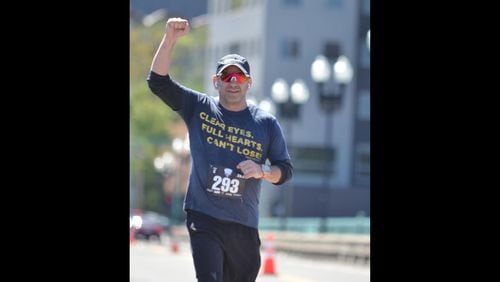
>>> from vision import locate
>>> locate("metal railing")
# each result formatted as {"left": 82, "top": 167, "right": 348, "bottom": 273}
{"left": 259, "top": 216, "right": 370, "bottom": 234}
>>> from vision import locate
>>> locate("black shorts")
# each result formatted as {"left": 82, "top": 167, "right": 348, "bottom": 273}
{"left": 185, "top": 210, "right": 261, "bottom": 282}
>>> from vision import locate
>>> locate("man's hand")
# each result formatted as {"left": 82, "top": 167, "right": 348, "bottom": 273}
{"left": 166, "top": 18, "right": 189, "bottom": 42}
{"left": 236, "top": 160, "right": 263, "bottom": 179}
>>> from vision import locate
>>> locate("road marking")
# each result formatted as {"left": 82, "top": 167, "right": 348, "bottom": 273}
{"left": 257, "top": 273, "right": 314, "bottom": 282}
{"left": 276, "top": 273, "right": 315, "bottom": 282}
{"left": 282, "top": 256, "right": 370, "bottom": 277}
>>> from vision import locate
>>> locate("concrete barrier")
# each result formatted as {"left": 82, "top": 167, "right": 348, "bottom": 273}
{"left": 169, "top": 226, "right": 370, "bottom": 264}
{"left": 260, "top": 231, "right": 370, "bottom": 264}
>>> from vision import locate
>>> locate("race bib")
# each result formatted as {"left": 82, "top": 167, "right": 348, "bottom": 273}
{"left": 207, "top": 164, "right": 247, "bottom": 198}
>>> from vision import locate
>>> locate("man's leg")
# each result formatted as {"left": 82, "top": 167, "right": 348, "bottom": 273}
{"left": 222, "top": 224, "right": 261, "bottom": 282}
{"left": 187, "top": 213, "right": 224, "bottom": 282}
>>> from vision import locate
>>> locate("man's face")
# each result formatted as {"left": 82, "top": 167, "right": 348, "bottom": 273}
{"left": 216, "top": 65, "right": 252, "bottom": 107}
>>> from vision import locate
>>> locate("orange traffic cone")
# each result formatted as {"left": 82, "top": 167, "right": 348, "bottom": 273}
{"left": 261, "top": 233, "right": 277, "bottom": 275}
{"left": 130, "top": 227, "right": 136, "bottom": 245}
{"left": 170, "top": 236, "right": 179, "bottom": 253}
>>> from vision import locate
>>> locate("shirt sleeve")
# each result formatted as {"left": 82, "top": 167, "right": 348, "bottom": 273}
{"left": 146, "top": 71, "right": 183, "bottom": 110}
{"left": 267, "top": 118, "right": 294, "bottom": 185}
{"left": 146, "top": 71, "right": 199, "bottom": 122}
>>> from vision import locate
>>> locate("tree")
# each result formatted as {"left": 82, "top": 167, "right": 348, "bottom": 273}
{"left": 130, "top": 20, "right": 206, "bottom": 212}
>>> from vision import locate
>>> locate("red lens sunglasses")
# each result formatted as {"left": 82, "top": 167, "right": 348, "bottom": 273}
{"left": 219, "top": 72, "right": 249, "bottom": 84}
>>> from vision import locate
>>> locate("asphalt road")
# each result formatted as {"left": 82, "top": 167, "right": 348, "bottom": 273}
{"left": 130, "top": 239, "right": 370, "bottom": 282}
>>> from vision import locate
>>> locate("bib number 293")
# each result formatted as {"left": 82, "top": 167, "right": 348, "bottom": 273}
{"left": 207, "top": 164, "right": 246, "bottom": 198}
{"left": 211, "top": 175, "right": 240, "bottom": 193}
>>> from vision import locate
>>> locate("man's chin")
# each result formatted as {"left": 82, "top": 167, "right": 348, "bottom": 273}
{"left": 223, "top": 94, "right": 243, "bottom": 102}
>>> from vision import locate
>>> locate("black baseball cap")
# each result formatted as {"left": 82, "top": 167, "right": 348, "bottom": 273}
{"left": 216, "top": 54, "right": 250, "bottom": 76}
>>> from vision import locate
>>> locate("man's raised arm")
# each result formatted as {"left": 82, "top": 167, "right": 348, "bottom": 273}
{"left": 150, "top": 18, "right": 190, "bottom": 76}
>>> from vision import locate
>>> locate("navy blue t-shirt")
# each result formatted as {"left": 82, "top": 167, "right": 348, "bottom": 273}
{"left": 147, "top": 72, "right": 290, "bottom": 228}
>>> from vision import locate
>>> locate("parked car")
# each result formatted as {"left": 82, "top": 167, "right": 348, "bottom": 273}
{"left": 130, "top": 211, "right": 171, "bottom": 242}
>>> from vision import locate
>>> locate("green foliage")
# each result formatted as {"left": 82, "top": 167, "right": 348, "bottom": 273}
{"left": 130, "top": 82, "right": 175, "bottom": 142}
{"left": 130, "top": 19, "right": 206, "bottom": 213}
{"left": 168, "top": 25, "right": 207, "bottom": 92}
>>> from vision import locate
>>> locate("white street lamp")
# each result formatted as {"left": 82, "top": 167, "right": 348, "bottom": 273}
{"left": 290, "top": 79, "right": 310, "bottom": 104}
{"left": 170, "top": 135, "right": 190, "bottom": 224}
{"left": 172, "top": 138, "right": 184, "bottom": 154}
{"left": 333, "top": 55, "right": 354, "bottom": 85}
{"left": 271, "top": 78, "right": 309, "bottom": 119}
{"left": 258, "top": 98, "right": 276, "bottom": 116}
{"left": 270, "top": 78, "right": 310, "bottom": 228}
{"left": 310, "top": 55, "right": 331, "bottom": 83}
{"left": 154, "top": 151, "right": 174, "bottom": 173}
{"left": 366, "top": 30, "right": 370, "bottom": 51}
{"left": 271, "top": 79, "right": 289, "bottom": 104}
{"left": 310, "top": 54, "right": 354, "bottom": 232}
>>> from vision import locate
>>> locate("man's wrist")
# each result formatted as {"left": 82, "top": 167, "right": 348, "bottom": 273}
{"left": 261, "top": 164, "right": 271, "bottom": 179}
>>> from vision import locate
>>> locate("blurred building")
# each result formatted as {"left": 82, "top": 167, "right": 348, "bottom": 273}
{"left": 130, "top": 0, "right": 208, "bottom": 20}
{"left": 204, "top": 0, "right": 370, "bottom": 217}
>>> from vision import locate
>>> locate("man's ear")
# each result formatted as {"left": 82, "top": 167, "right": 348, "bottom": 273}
{"left": 212, "top": 75, "right": 219, "bottom": 89}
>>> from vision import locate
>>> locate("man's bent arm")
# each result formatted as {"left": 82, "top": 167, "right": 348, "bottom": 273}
{"left": 269, "top": 159, "right": 293, "bottom": 185}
